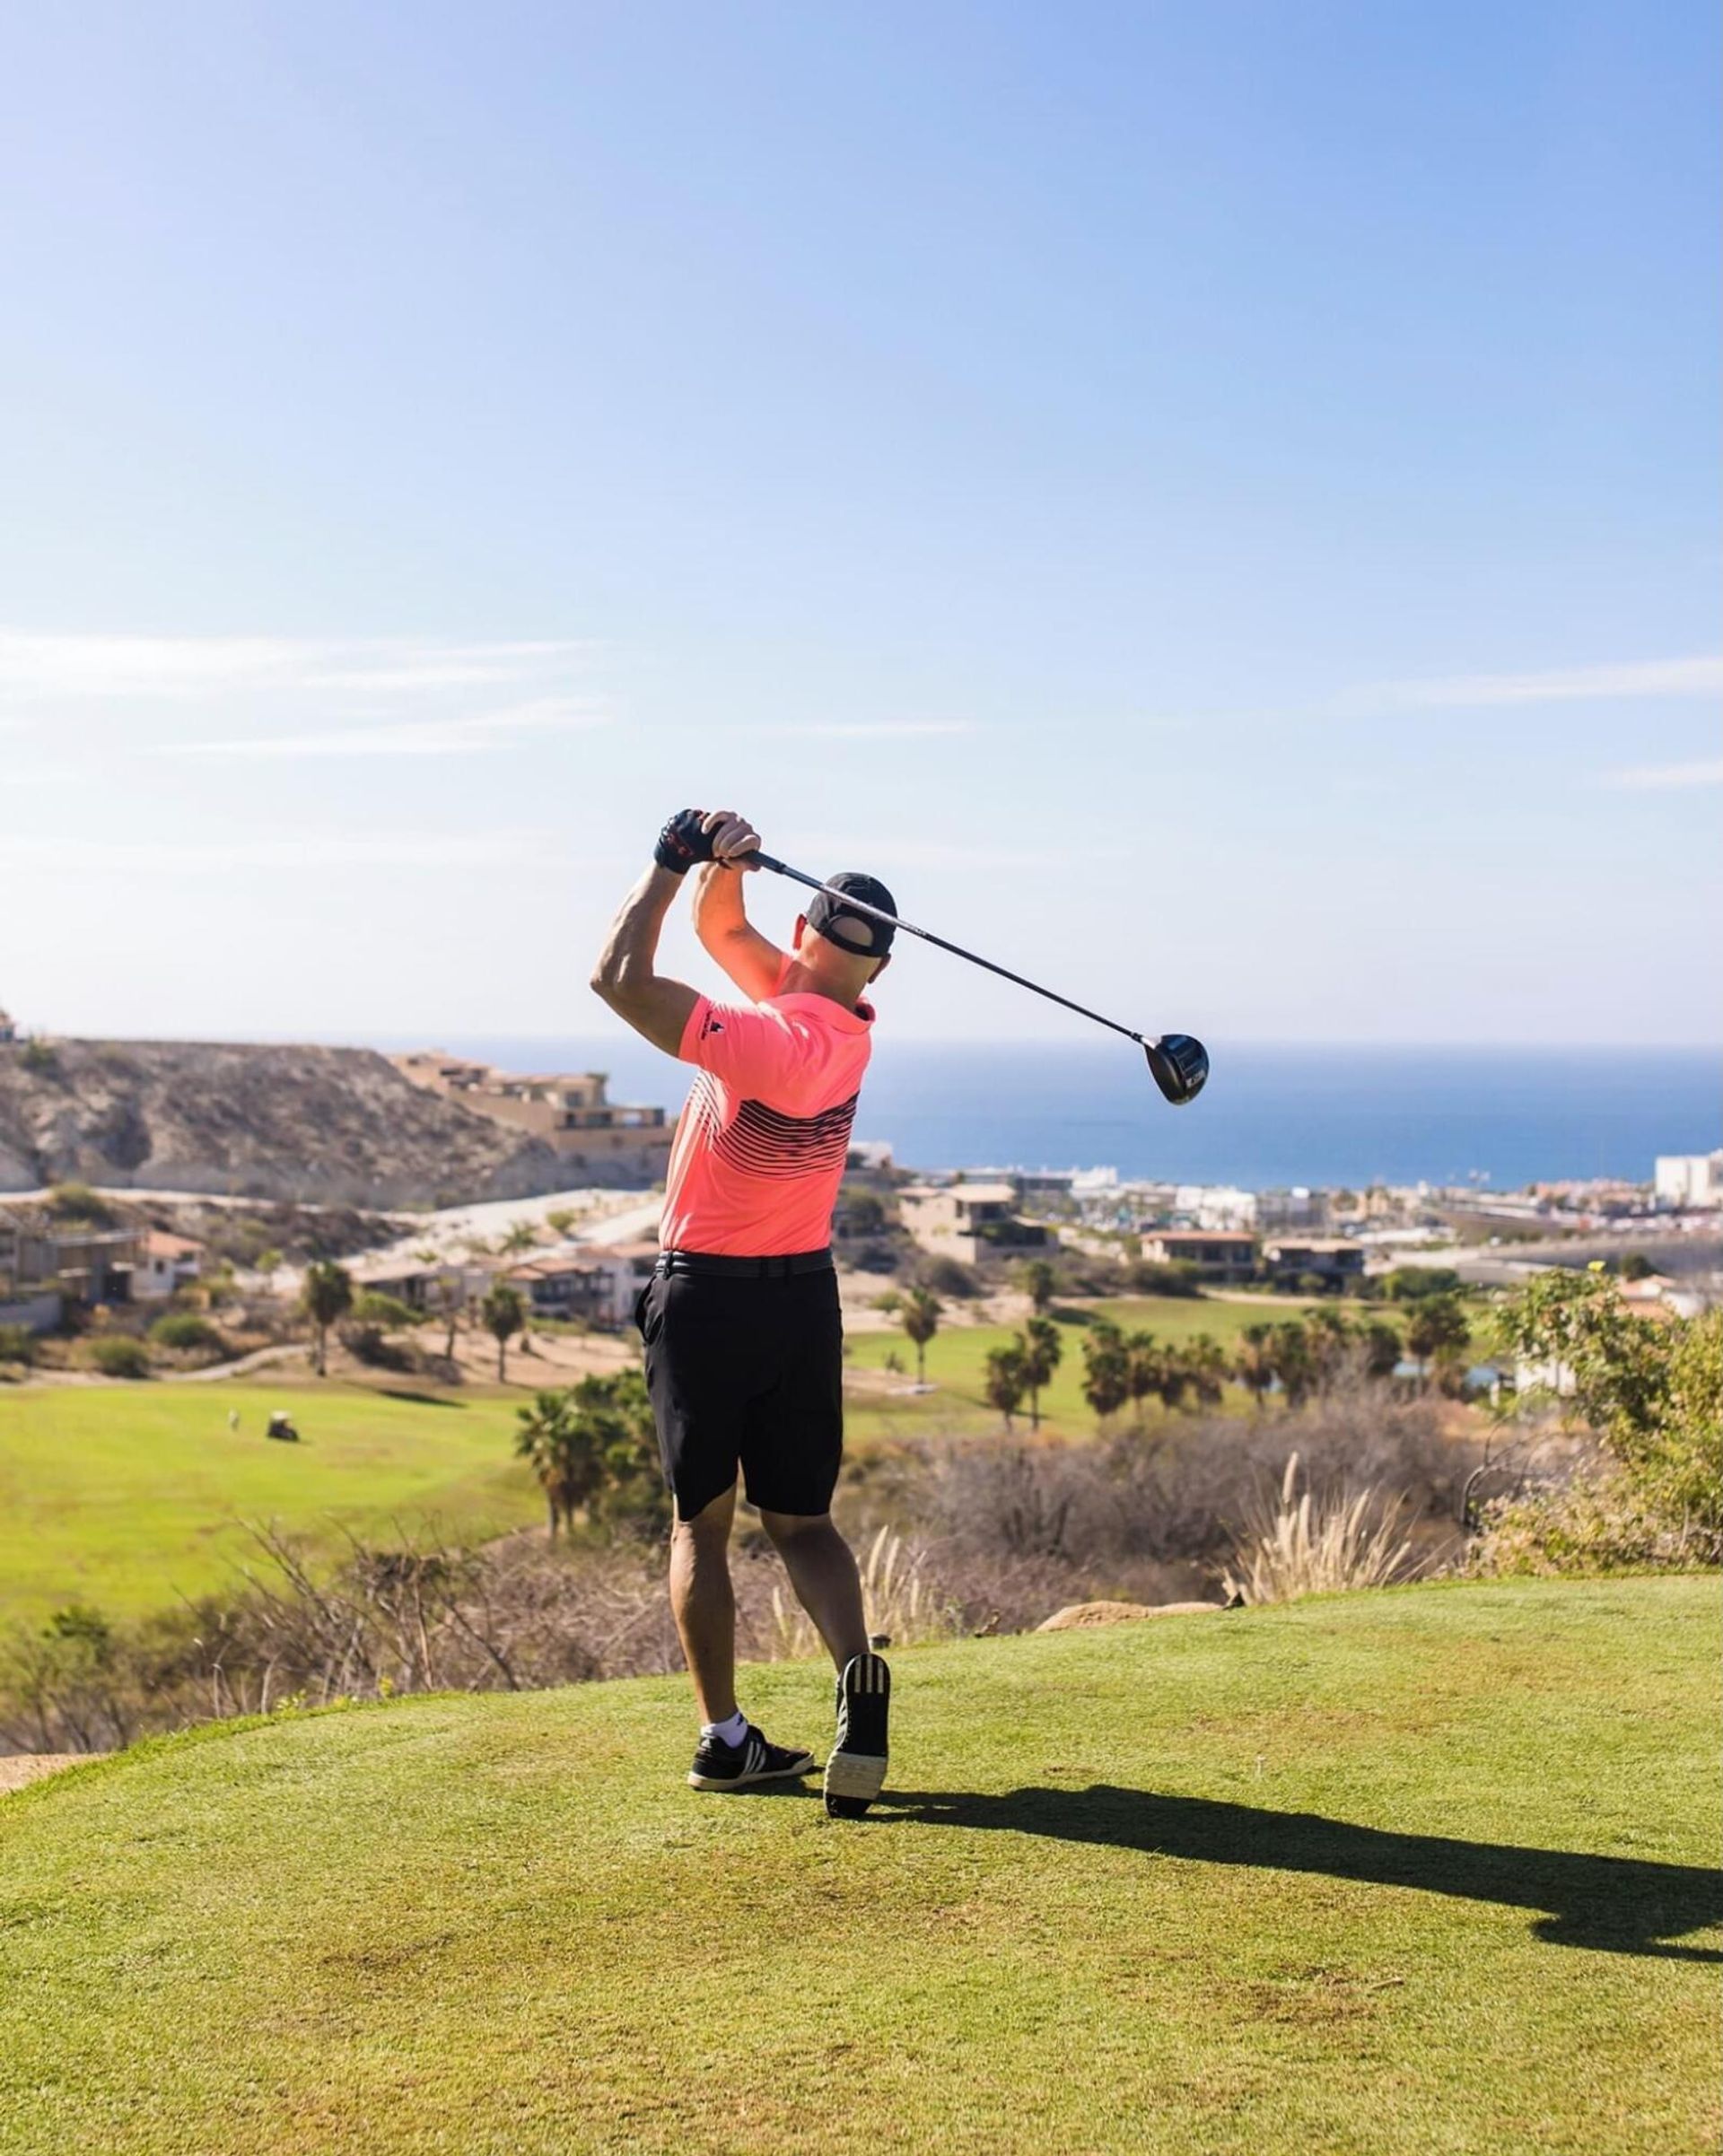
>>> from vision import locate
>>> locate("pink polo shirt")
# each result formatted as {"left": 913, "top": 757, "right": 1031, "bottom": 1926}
{"left": 660, "top": 965, "right": 875, "bottom": 1257}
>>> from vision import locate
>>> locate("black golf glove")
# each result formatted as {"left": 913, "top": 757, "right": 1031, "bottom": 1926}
{"left": 653, "top": 809, "right": 717, "bottom": 877}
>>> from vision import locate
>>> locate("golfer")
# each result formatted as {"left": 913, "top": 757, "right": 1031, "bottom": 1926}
{"left": 591, "top": 807, "right": 895, "bottom": 1818}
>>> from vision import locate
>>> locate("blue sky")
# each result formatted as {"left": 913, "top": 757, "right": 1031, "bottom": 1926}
{"left": 0, "top": 1, "right": 1717, "bottom": 1046}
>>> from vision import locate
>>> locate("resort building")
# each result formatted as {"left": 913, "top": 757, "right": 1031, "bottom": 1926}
{"left": 896, "top": 1183, "right": 1055, "bottom": 1264}
{"left": 1139, "top": 1229, "right": 1259, "bottom": 1284}
{"left": 391, "top": 1052, "right": 674, "bottom": 1184}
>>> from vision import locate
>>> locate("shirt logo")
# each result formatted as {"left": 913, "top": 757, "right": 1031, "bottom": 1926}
{"left": 701, "top": 1013, "right": 725, "bottom": 1038}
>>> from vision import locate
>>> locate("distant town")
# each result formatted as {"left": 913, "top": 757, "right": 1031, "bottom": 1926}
{"left": 2, "top": 1013, "right": 1719, "bottom": 1343}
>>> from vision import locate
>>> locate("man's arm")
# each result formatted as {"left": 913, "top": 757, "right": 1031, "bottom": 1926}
{"left": 690, "top": 811, "right": 786, "bottom": 1001}
{"left": 590, "top": 864, "right": 700, "bottom": 1056}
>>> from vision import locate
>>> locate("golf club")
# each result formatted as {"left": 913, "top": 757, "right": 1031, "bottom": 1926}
{"left": 740, "top": 851, "right": 1210, "bottom": 1106}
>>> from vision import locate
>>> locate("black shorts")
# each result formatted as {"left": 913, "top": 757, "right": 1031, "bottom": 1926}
{"left": 635, "top": 1264, "right": 844, "bottom": 1521}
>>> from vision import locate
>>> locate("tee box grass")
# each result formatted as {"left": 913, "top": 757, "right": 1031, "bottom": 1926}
{"left": 0, "top": 1577, "right": 1716, "bottom": 2154}
{"left": 0, "top": 1382, "right": 539, "bottom": 1626}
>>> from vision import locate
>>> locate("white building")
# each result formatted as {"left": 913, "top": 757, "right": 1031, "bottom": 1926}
{"left": 1173, "top": 1184, "right": 1257, "bottom": 1231}
{"left": 1654, "top": 1152, "right": 1723, "bottom": 1210}
{"left": 132, "top": 1231, "right": 205, "bottom": 1301}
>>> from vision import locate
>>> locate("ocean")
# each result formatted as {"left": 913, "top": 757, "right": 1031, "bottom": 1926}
{"left": 429, "top": 1037, "right": 1720, "bottom": 1191}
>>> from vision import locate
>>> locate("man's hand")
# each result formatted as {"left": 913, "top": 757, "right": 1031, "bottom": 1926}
{"left": 653, "top": 809, "right": 717, "bottom": 877}
{"left": 700, "top": 808, "right": 761, "bottom": 869}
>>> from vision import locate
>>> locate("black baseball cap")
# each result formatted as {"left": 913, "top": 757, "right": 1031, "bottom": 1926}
{"left": 806, "top": 871, "right": 897, "bottom": 958}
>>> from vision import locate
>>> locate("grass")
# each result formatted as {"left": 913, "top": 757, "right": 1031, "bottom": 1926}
{"left": 1, "top": 1576, "right": 1716, "bottom": 2154}
{"left": 0, "top": 1384, "right": 539, "bottom": 1626}
{"left": 844, "top": 1292, "right": 1323, "bottom": 1438}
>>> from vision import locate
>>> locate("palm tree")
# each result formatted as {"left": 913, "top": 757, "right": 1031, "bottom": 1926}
{"left": 1405, "top": 1295, "right": 1470, "bottom": 1394}
{"left": 1183, "top": 1331, "right": 1229, "bottom": 1408}
{"left": 984, "top": 1342, "right": 1028, "bottom": 1429}
{"left": 500, "top": 1220, "right": 538, "bottom": 1261}
{"left": 1360, "top": 1320, "right": 1403, "bottom": 1381}
{"left": 1020, "top": 1315, "right": 1063, "bottom": 1430}
{"left": 1270, "top": 1321, "right": 1315, "bottom": 1409}
{"left": 514, "top": 1371, "right": 665, "bottom": 1541}
{"left": 1305, "top": 1307, "right": 1352, "bottom": 1394}
{"left": 481, "top": 1280, "right": 528, "bottom": 1382}
{"left": 1016, "top": 1258, "right": 1057, "bottom": 1315}
{"left": 1081, "top": 1321, "right": 1131, "bottom": 1422}
{"left": 1234, "top": 1322, "right": 1275, "bottom": 1411}
{"left": 301, "top": 1260, "right": 353, "bottom": 1376}
{"left": 899, "top": 1287, "right": 941, "bottom": 1385}
{"left": 515, "top": 1389, "right": 603, "bottom": 1541}
{"left": 430, "top": 1270, "right": 468, "bottom": 1359}
{"left": 1124, "top": 1330, "right": 1160, "bottom": 1424}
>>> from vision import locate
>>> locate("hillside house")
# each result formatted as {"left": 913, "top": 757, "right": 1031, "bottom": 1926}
{"left": 506, "top": 1249, "right": 637, "bottom": 1326}
{"left": 1140, "top": 1229, "right": 1259, "bottom": 1284}
{"left": 1262, "top": 1237, "right": 1366, "bottom": 1288}
{"left": 0, "top": 1008, "right": 15, "bottom": 1044}
{"left": 133, "top": 1230, "right": 205, "bottom": 1301}
{"left": 897, "top": 1183, "right": 1054, "bottom": 1264}
{"left": 391, "top": 1052, "right": 673, "bottom": 1183}
{"left": 0, "top": 1212, "right": 142, "bottom": 1309}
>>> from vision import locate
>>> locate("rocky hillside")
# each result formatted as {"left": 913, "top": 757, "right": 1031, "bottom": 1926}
{"left": 0, "top": 1039, "right": 576, "bottom": 1205}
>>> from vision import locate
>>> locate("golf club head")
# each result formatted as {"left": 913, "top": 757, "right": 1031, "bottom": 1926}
{"left": 1144, "top": 1033, "right": 1209, "bottom": 1106}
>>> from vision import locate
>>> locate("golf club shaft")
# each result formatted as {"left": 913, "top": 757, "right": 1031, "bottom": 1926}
{"left": 742, "top": 851, "right": 1145, "bottom": 1046}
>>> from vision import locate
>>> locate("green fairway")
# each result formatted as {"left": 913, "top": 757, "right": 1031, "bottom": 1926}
{"left": 845, "top": 1293, "right": 1322, "bottom": 1436}
{"left": 1, "top": 1577, "right": 1715, "bottom": 2154}
{"left": 0, "top": 1384, "right": 538, "bottom": 1626}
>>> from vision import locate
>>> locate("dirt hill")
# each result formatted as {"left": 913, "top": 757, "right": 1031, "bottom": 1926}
{"left": 0, "top": 1038, "right": 578, "bottom": 1205}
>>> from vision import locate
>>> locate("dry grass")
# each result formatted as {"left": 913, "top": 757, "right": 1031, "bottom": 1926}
{"left": 1223, "top": 1450, "right": 1426, "bottom": 1604}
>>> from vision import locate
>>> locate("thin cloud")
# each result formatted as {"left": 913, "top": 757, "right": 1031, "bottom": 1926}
{"left": 1376, "top": 655, "right": 1723, "bottom": 710}
{"left": 0, "top": 829, "right": 559, "bottom": 872}
{"left": 162, "top": 699, "right": 608, "bottom": 760}
{"left": 739, "top": 720, "right": 977, "bottom": 739}
{"left": 0, "top": 630, "right": 592, "bottom": 702}
{"left": 1603, "top": 757, "right": 1723, "bottom": 791}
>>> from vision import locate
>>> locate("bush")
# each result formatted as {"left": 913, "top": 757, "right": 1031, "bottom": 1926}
{"left": 338, "top": 1322, "right": 415, "bottom": 1372}
{"left": 914, "top": 1254, "right": 981, "bottom": 1299}
{"left": 20, "top": 1037, "right": 59, "bottom": 1076}
{"left": 349, "top": 1290, "right": 423, "bottom": 1330}
{"left": 1472, "top": 1471, "right": 1718, "bottom": 1576}
{"left": 0, "top": 1323, "right": 37, "bottom": 1367}
{"left": 47, "top": 1183, "right": 114, "bottom": 1226}
{"left": 87, "top": 1337, "right": 151, "bottom": 1380}
{"left": 1128, "top": 1261, "right": 1204, "bottom": 1298}
{"left": 148, "top": 1313, "right": 227, "bottom": 1356}
{"left": 1385, "top": 1266, "right": 1463, "bottom": 1302}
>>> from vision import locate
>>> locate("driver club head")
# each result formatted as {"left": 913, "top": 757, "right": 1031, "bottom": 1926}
{"left": 1143, "top": 1033, "right": 1209, "bottom": 1106}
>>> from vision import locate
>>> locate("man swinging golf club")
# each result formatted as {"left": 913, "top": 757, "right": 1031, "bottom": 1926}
{"left": 592, "top": 808, "right": 894, "bottom": 1818}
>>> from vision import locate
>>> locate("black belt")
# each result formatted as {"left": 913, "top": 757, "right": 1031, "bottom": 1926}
{"left": 655, "top": 1246, "right": 834, "bottom": 1279}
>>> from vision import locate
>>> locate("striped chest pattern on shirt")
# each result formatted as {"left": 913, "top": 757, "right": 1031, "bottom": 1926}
{"left": 690, "top": 1071, "right": 860, "bottom": 1180}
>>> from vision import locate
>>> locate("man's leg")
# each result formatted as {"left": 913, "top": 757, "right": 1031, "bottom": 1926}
{"left": 669, "top": 1484, "right": 739, "bottom": 1724}
{"left": 759, "top": 1509, "right": 870, "bottom": 1670}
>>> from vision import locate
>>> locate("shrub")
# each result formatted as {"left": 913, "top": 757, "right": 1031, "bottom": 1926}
{"left": 1469, "top": 1277, "right": 1722, "bottom": 1574}
{"left": 148, "top": 1314, "right": 227, "bottom": 1356}
{"left": 1385, "top": 1265, "right": 1463, "bottom": 1302}
{"left": 87, "top": 1337, "right": 151, "bottom": 1379}
{"left": 1128, "top": 1261, "right": 1204, "bottom": 1298}
{"left": 914, "top": 1254, "right": 980, "bottom": 1299}
{"left": 47, "top": 1183, "right": 114, "bottom": 1226}
{"left": 0, "top": 1324, "right": 37, "bottom": 1367}
{"left": 20, "top": 1037, "right": 59, "bottom": 1076}
{"left": 349, "top": 1290, "right": 422, "bottom": 1330}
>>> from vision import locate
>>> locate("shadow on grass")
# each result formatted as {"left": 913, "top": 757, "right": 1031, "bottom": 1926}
{"left": 879, "top": 1786, "right": 1723, "bottom": 1960}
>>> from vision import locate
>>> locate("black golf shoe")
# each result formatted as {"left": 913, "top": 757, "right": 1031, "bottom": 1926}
{"left": 687, "top": 1724, "right": 815, "bottom": 1793}
{"left": 824, "top": 1652, "right": 891, "bottom": 1819}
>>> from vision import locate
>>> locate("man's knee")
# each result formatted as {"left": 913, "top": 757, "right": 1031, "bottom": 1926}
{"left": 673, "top": 1485, "right": 737, "bottom": 1549}
{"left": 759, "top": 1507, "right": 836, "bottom": 1549}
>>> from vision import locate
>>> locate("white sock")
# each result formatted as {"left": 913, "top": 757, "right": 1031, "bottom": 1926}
{"left": 703, "top": 1709, "right": 748, "bottom": 1750}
